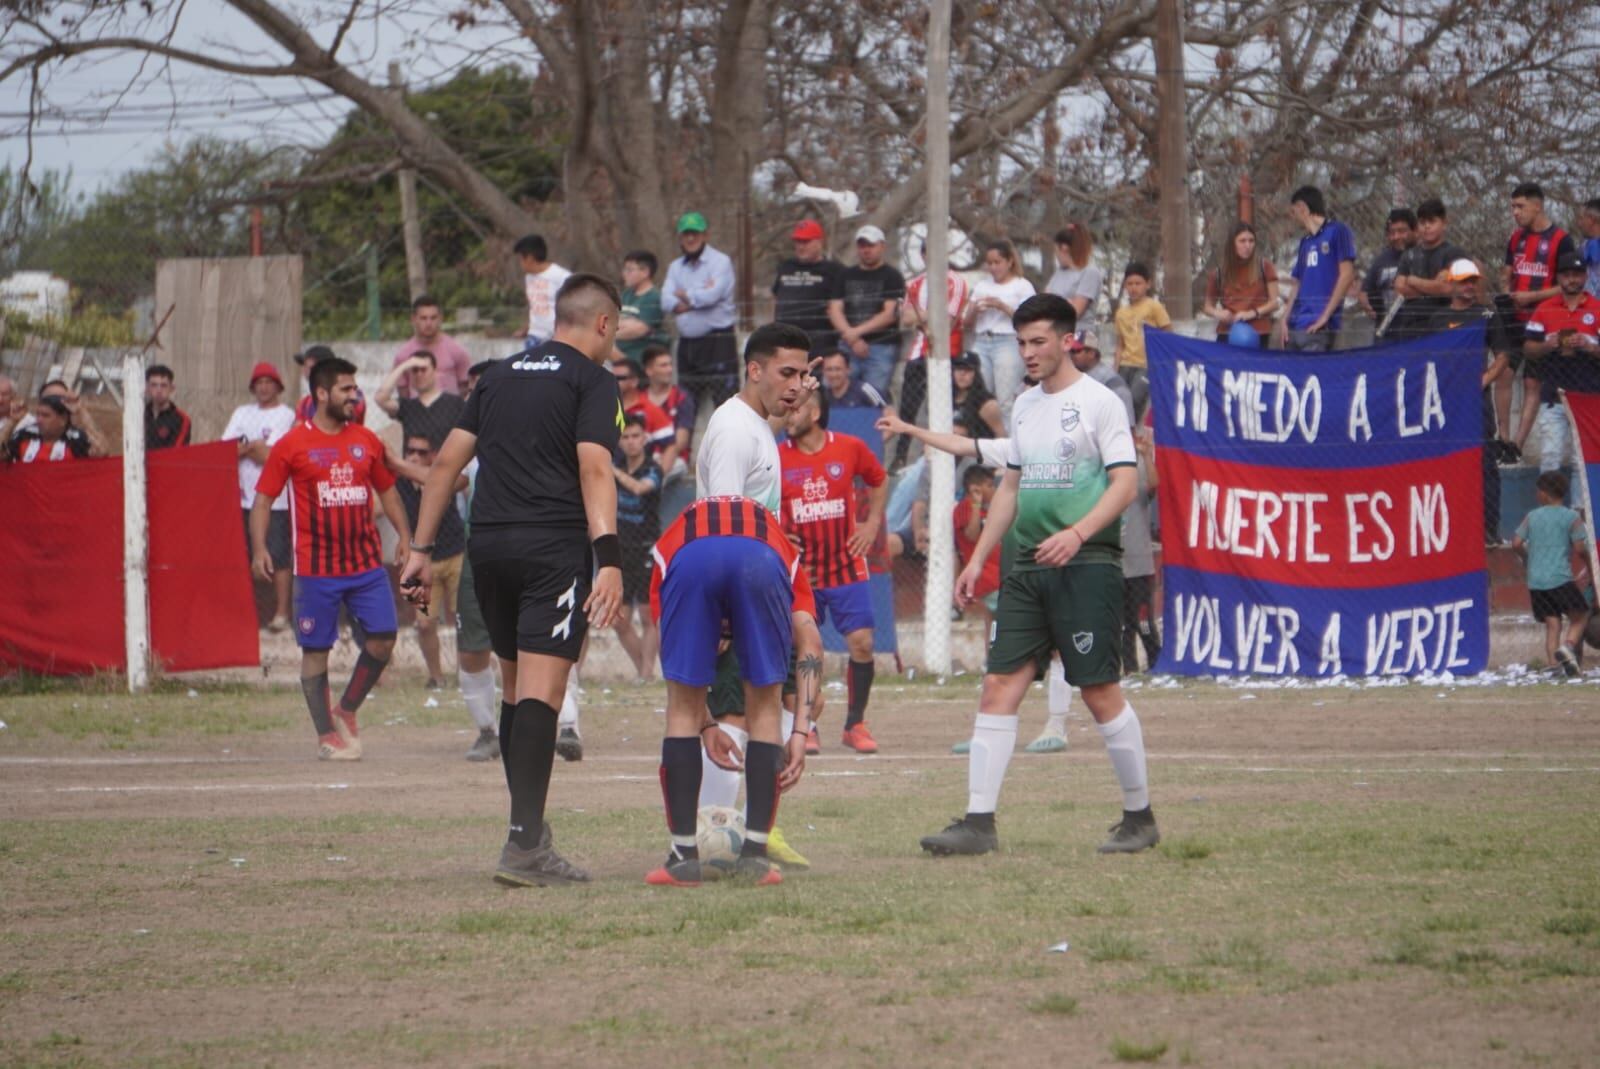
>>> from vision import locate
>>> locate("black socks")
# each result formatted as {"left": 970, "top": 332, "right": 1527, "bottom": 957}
{"left": 846, "top": 658, "right": 874, "bottom": 729}
{"left": 300, "top": 673, "right": 333, "bottom": 736}
{"left": 740, "top": 740, "right": 784, "bottom": 858}
{"left": 338, "top": 649, "right": 389, "bottom": 713}
{"left": 660, "top": 736, "right": 703, "bottom": 858}
{"left": 505, "top": 699, "right": 558, "bottom": 849}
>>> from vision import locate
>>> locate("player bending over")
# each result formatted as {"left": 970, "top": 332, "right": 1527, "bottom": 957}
{"left": 251, "top": 356, "right": 412, "bottom": 761}
{"left": 919, "top": 293, "right": 1159, "bottom": 857}
{"left": 647, "top": 496, "right": 824, "bottom": 887}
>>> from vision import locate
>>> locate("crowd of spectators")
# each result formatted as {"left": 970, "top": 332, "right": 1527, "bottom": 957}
{"left": 6, "top": 179, "right": 1597, "bottom": 680}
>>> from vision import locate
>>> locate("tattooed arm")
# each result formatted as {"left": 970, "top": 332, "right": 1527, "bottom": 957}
{"left": 781, "top": 611, "right": 825, "bottom": 791}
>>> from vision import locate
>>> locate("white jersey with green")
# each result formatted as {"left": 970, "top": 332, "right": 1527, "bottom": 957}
{"left": 1003, "top": 374, "right": 1135, "bottom": 570}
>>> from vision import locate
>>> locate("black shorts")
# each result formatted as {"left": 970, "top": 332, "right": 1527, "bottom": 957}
{"left": 1530, "top": 582, "right": 1589, "bottom": 622}
{"left": 469, "top": 526, "right": 592, "bottom": 662}
{"left": 243, "top": 508, "right": 292, "bottom": 569}
{"left": 622, "top": 557, "right": 652, "bottom": 606}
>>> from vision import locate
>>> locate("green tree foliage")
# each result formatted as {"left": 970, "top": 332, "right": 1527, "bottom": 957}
{"left": 289, "top": 65, "right": 562, "bottom": 338}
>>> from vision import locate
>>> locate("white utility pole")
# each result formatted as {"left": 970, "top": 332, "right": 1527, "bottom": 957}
{"left": 122, "top": 349, "right": 149, "bottom": 693}
{"left": 923, "top": 0, "right": 955, "bottom": 676}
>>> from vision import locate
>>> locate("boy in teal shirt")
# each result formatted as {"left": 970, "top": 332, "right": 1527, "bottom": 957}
{"left": 1513, "top": 471, "right": 1592, "bottom": 676}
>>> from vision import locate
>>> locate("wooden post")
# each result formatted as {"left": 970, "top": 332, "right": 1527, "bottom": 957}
{"left": 923, "top": 0, "right": 954, "bottom": 677}
{"left": 1238, "top": 174, "right": 1254, "bottom": 225}
{"left": 1154, "top": 0, "right": 1194, "bottom": 318}
{"left": 390, "top": 61, "right": 428, "bottom": 300}
{"left": 123, "top": 349, "right": 149, "bottom": 693}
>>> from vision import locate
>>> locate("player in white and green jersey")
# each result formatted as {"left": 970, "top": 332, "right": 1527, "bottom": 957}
{"left": 920, "top": 292, "right": 1159, "bottom": 857}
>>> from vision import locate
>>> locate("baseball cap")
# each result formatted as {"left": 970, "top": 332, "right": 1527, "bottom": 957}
{"left": 1557, "top": 250, "right": 1586, "bottom": 274}
{"left": 249, "top": 361, "right": 284, "bottom": 388}
{"left": 676, "top": 211, "right": 708, "bottom": 234}
{"left": 1444, "top": 258, "right": 1481, "bottom": 282}
{"left": 293, "top": 344, "right": 336, "bottom": 366}
{"left": 792, "top": 219, "right": 824, "bottom": 241}
{"left": 855, "top": 224, "right": 886, "bottom": 244}
{"left": 951, "top": 352, "right": 979, "bottom": 369}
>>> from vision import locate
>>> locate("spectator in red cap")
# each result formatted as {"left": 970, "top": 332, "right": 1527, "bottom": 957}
{"left": 224, "top": 361, "right": 297, "bottom": 631}
{"left": 772, "top": 218, "right": 847, "bottom": 356}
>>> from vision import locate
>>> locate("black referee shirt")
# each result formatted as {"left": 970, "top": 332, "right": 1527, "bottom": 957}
{"left": 459, "top": 341, "right": 622, "bottom": 534}
{"left": 397, "top": 392, "right": 466, "bottom": 450}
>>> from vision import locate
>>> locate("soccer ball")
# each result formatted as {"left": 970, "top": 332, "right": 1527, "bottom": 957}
{"left": 696, "top": 805, "right": 745, "bottom": 876}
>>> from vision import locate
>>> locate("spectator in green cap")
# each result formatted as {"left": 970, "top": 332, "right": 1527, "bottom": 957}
{"left": 664, "top": 210, "right": 739, "bottom": 407}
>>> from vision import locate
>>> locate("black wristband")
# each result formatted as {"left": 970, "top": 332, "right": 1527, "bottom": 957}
{"left": 409, "top": 542, "right": 435, "bottom": 555}
{"left": 593, "top": 533, "right": 622, "bottom": 570}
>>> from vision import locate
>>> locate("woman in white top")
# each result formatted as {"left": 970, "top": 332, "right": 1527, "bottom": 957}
{"left": 964, "top": 240, "right": 1035, "bottom": 421}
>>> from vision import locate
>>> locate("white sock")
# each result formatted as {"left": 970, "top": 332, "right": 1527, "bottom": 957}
{"left": 966, "top": 713, "right": 1017, "bottom": 814}
{"left": 781, "top": 709, "right": 795, "bottom": 738}
{"left": 559, "top": 669, "right": 580, "bottom": 730}
{"left": 459, "top": 666, "right": 497, "bottom": 732}
{"left": 1045, "top": 658, "right": 1071, "bottom": 736}
{"left": 699, "top": 722, "right": 746, "bottom": 808}
{"left": 1096, "top": 704, "right": 1150, "bottom": 811}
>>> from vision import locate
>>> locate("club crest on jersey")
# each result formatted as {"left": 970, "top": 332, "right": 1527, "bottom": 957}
{"left": 1072, "top": 631, "right": 1093, "bottom": 654}
{"left": 826, "top": 462, "right": 844, "bottom": 480}
{"left": 299, "top": 617, "right": 316, "bottom": 635}
{"left": 1585, "top": 314, "right": 1596, "bottom": 326}
{"left": 1059, "top": 405, "right": 1081, "bottom": 432}
{"left": 1320, "top": 241, "right": 1330, "bottom": 254}
{"left": 350, "top": 444, "right": 365, "bottom": 460}
{"left": 1055, "top": 438, "right": 1077, "bottom": 461}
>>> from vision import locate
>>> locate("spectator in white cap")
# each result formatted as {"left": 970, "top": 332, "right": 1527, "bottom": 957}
{"left": 223, "top": 361, "right": 297, "bottom": 631}
{"left": 839, "top": 224, "right": 906, "bottom": 399}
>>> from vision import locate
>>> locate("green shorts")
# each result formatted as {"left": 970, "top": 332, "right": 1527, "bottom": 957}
{"left": 708, "top": 646, "right": 798, "bottom": 719}
{"left": 455, "top": 552, "right": 493, "bottom": 654}
{"left": 985, "top": 563, "right": 1122, "bottom": 687}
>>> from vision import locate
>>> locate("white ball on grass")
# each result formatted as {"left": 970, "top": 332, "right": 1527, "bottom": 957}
{"left": 696, "top": 805, "right": 745, "bottom": 877}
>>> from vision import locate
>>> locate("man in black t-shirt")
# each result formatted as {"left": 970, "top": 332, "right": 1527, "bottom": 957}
{"left": 376, "top": 350, "right": 466, "bottom": 448}
{"left": 1359, "top": 208, "right": 1416, "bottom": 324}
{"left": 401, "top": 274, "right": 624, "bottom": 889}
{"left": 1423, "top": 258, "right": 1510, "bottom": 543}
{"left": 840, "top": 225, "right": 906, "bottom": 400}
{"left": 771, "top": 219, "right": 846, "bottom": 356}
{"left": 1390, "top": 198, "right": 1469, "bottom": 340}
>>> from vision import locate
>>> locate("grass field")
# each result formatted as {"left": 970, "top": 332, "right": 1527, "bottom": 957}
{"left": 2, "top": 674, "right": 1598, "bottom": 1067}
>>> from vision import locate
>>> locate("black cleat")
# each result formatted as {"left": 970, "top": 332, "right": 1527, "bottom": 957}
{"left": 465, "top": 729, "right": 500, "bottom": 762}
{"left": 555, "top": 726, "right": 584, "bottom": 762}
{"left": 1098, "top": 809, "right": 1161, "bottom": 854}
{"left": 920, "top": 816, "right": 999, "bottom": 857}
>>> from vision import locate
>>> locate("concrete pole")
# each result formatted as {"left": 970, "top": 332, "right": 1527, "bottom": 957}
{"left": 923, "top": 0, "right": 954, "bottom": 677}
{"left": 122, "top": 349, "right": 149, "bottom": 693}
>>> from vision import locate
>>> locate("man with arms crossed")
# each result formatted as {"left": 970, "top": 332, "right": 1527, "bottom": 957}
{"left": 919, "top": 293, "right": 1158, "bottom": 857}
{"left": 400, "top": 276, "right": 625, "bottom": 887}
{"left": 252, "top": 357, "right": 412, "bottom": 761}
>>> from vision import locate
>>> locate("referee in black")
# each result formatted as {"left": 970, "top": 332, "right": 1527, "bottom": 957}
{"left": 402, "top": 274, "right": 625, "bottom": 887}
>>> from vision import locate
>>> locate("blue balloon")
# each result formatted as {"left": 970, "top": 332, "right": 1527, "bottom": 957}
{"left": 1227, "top": 321, "right": 1262, "bottom": 349}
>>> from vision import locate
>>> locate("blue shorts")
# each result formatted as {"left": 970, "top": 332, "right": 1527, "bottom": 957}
{"left": 814, "top": 580, "right": 874, "bottom": 635}
{"left": 659, "top": 537, "right": 793, "bottom": 687}
{"left": 294, "top": 568, "right": 398, "bottom": 650}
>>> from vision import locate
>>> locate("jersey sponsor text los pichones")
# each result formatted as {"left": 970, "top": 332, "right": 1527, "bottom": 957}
{"left": 779, "top": 431, "right": 886, "bottom": 588}
{"left": 650, "top": 496, "right": 815, "bottom": 620}
{"left": 256, "top": 421, "right": 395, "bottom": 577}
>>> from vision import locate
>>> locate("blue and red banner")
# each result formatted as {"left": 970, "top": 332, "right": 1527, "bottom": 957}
{"left": 1147, "top": 326, "right": 1489, "bottom": 677}
{"left": 1563, "top": 390, "right": 1600, "bottom": 589}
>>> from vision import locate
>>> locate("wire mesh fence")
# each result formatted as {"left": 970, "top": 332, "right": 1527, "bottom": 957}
{"left": 3, "top": 172, "right": 1594, "bottom": 687}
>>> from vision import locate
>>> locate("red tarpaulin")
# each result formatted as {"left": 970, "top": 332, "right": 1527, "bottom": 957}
{"left": 0, "top": 440, "right": 259, "bottom": 676}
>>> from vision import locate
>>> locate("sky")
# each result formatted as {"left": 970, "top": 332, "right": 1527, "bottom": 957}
{"left": 0, "top": 2, "right": 501, "bottom": 192}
